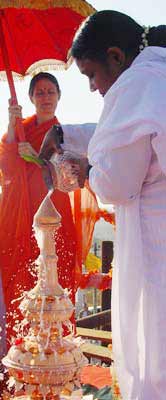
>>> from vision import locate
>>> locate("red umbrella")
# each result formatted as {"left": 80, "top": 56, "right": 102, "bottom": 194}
{"left": 0, "top": 0, "right": 96, "bottom": 139}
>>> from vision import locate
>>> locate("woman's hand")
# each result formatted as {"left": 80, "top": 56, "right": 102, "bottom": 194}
{"left": 8, "top": 100, "right": 22, "bottom": 128}
{"left": 39, "top": 125, "right": 64, "bottom": 161}
{"left": 18, "top": 142, "right": 38, "bottom": 158}
{"left": 7, "top": 98, "right": 23, "bottom": 143}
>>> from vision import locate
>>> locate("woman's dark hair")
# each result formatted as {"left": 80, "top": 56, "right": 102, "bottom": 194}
{"left": 71, "top": 10, "right": 166, "bottom": 62}
{"left": 29, "top": 72, "right": 61, "bottom": 97}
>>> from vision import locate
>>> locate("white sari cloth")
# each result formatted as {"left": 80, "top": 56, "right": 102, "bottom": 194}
{"left": 88, "top": 47, "right": 166, "bottom": 400}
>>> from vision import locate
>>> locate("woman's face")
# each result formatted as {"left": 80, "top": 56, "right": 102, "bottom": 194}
{"left": 30, "top": 78, "right": 60, "bottom": 120}
{"left": 76, "top": 55, "right": 122, "bottom": 96}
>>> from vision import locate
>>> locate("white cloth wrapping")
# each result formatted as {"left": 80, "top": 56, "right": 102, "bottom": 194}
{"left": 62, "top": 47, "right": 166, "bottom": 400}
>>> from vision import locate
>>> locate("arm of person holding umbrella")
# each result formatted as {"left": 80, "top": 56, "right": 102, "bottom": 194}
{"left": 39, "top": 123, "right": 96, "bottom": 161}
{"left": 7, "top": 99, "right": 38, "bottom": 159}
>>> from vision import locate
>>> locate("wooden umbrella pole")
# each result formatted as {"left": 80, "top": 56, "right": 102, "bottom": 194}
{"left": 0, "top": 10, "right": 25, "bottom": 140}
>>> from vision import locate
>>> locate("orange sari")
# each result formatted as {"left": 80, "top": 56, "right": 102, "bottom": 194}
{"left": 0, "top": 115, "right": 98, "bottom": 341}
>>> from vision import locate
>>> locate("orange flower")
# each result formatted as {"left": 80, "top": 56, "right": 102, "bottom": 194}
{"left": 79, "top": 272, "right": 112, "bottom": 290}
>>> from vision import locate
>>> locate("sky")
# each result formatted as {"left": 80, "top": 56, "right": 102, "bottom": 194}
{"left": 0, "top": 0, "right": 166, "bottom": 135}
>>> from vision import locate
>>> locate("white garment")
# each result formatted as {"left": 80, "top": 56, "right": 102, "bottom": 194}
{"left": 88, "top": 47, "right": 166, "bottom": 400}
{"left": 62, "top": 47, "right": 166, "bottom": 400}
{"left": 61, "top": 123, "right": 95, "bottom": 156}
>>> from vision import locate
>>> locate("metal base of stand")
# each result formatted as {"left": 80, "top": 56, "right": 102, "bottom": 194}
{"left": 12, "top": 391, "right": 84, "bottom": 400}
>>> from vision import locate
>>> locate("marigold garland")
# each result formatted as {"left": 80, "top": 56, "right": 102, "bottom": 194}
{"left": 96, "top": 209, "right": 115, "bottom": 225}
{"left": 79, "top": 271, "right": 112, "bottom": 290}
{"left": 110, "top": 364, "right": 122, "bottom": 399}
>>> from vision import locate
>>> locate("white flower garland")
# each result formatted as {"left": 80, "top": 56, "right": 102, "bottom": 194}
{"left": 139, "top": 26, "right": 150, "bottom": 52}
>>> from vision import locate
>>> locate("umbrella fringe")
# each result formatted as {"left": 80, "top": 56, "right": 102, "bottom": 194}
{"left": 27, "top": 57, "right": 73, "bottom": 75}
{"left": 0, "top": 71, "right": 24, "bottom": 80}
{"left": 0, "top": 0, "right": 96, "bottom": 17}
{"left": 0, "top": 58, "right": 73, "bottom": 80}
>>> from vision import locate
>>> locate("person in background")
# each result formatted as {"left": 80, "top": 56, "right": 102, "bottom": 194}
{"left": 39, "top": 11, "right": 166, "bottom": 400}
{"left": 79, "top": 302, "right": 90, "bottom": 318}
{"left": 0, "top": 72, "right": 98, "bottom": 348}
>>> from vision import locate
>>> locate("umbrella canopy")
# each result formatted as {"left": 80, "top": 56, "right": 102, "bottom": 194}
{"left": 0, "top": 0, "right": 95, "bottom": 139}
{"left": 0, "top": 0, "right": 95, "bottom": 77}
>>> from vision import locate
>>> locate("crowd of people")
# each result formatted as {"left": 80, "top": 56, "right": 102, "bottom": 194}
{"left": 1, "top": 7, "right": 166, "bottom": 400}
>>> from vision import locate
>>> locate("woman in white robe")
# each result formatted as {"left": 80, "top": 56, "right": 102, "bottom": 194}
{"left": 39, "top": 11, "right": 166, "bottom": 400}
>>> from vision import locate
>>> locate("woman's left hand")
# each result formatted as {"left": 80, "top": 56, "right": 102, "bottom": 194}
{"left": 18, "top": 142, "right": 38, "bottom": 158}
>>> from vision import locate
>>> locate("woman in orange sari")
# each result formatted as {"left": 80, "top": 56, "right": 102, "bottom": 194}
{"left": 0, "top": 72, "right": 98, "bottom": 350}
